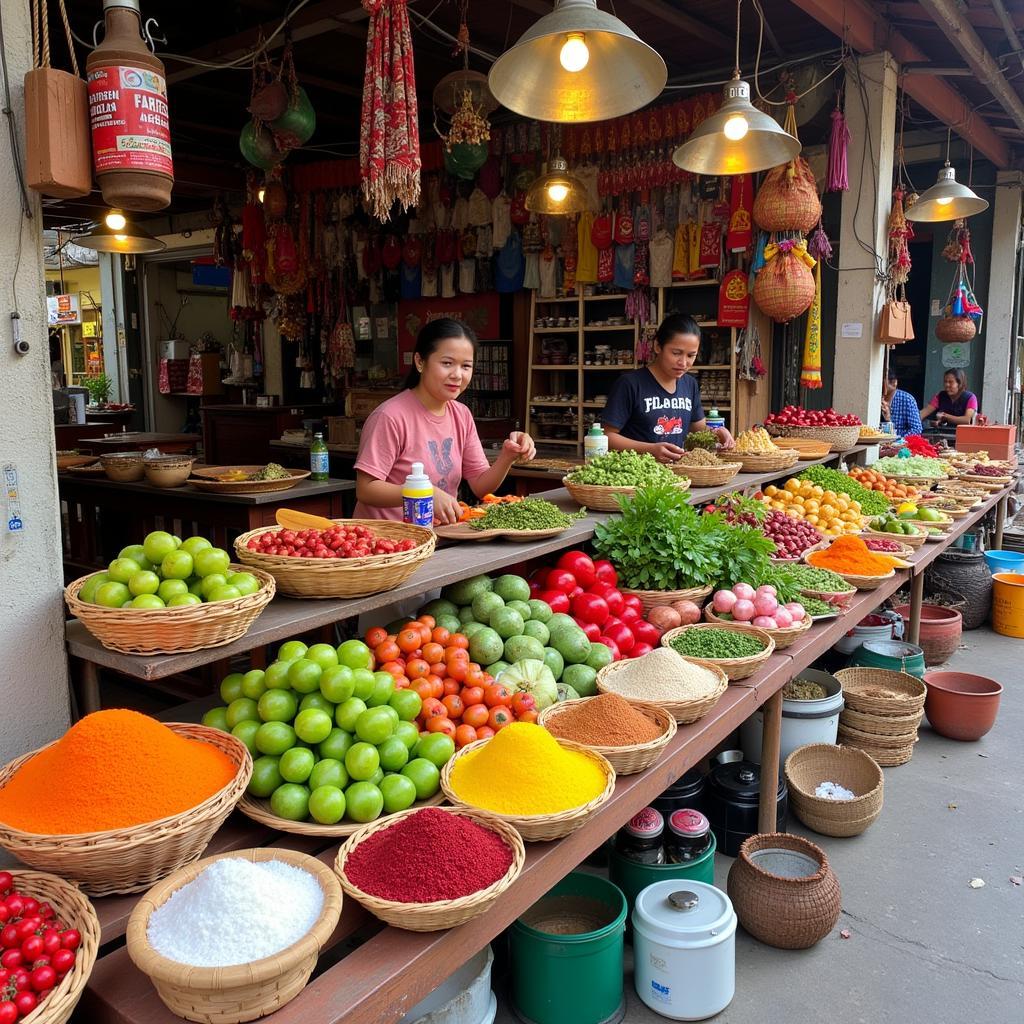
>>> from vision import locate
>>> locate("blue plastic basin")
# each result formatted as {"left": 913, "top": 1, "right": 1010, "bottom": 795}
{"left": 983, "top": 550, "right": 1024, "bottom": 574}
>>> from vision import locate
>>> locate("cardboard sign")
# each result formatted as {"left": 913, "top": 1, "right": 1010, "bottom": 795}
{"left": 47, "top": 293, "right": 81, "bottom": 325}
{"left": 717, "top": 269, "right": 750, "bottom": 328}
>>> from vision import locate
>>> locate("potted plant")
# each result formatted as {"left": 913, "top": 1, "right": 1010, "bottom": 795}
{"left": 84, "top": 373, "right": 113, "bottom": 407}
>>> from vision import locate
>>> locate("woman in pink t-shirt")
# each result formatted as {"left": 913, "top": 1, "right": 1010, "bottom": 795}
{"left": 354, "top": 319, "right": 536, "bottom": 523}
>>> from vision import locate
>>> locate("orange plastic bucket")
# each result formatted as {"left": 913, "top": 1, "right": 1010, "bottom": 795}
{"left": 991, "top": 573, "right": 1024, "bottom": 638}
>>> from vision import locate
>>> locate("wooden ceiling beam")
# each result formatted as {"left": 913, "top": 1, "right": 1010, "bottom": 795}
{"left": 881, "top": 2, "right": 1024, "bottom": 33}
{"left": 787, "top": 0, "right": 1011, "bottom": 166}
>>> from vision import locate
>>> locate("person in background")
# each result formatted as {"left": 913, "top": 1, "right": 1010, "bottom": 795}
{"left": 49, "top": 332, "right": 65, "bottom": 389}
{"left": 601, "top": 313, "right": 734, "bottom": 464}
{"left": 354, "top": 318, "right": 536, "bottom": 524}
{"left": 919, "top": 368, "right": 978, "bottom": 427}
{"left": 880, "top": 370, "right": 923, "bottom": 437}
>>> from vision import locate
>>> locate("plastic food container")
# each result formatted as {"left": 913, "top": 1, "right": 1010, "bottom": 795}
{"left": 632, "top": 880, "right": 736, "bottom": 1020}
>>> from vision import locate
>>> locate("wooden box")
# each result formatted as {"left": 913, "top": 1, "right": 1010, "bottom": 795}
{"left": 327, "top": 417, "right": 357, "bottom": 444}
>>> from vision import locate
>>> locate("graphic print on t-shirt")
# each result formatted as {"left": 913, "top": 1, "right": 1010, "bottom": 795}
{"left": 428, "top": 436, "right": 455, "bottom": 492}
{"left": 655, "top": 415, "right": 684, "bottom": 436}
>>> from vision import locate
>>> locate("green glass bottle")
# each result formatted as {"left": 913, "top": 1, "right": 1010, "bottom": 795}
{"left": 310, "top": 432, "right": 329, "bottom": 481}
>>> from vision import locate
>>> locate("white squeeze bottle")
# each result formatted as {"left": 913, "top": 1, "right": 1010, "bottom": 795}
{"left": 402, "top": 463, "right": 434, "bottom": 527}
{"left": 584, "top": 423, "right": 608, "bottom": 462}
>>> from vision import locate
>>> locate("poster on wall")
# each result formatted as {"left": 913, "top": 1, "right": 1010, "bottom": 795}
{"left": 941, "top": 342, "right": 971, "bottom": 369}
{"left": 397, "top": 293, "right": 501, "bottom": 365}
{"left": 47, "top": 293, "right": 81, "bottom": 326}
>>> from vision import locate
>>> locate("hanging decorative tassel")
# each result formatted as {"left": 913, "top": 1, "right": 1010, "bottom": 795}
{"left": 808, "top": 221, "right": 832, "bottom": 262}
{"left": 887, "top": 187, "right": 912, "bottom": 287}
{"left": 800, "top": 260, "right": 823, "bottom": 389}
{"left": 826, "top": 105, "right": 849, "bottom": 193}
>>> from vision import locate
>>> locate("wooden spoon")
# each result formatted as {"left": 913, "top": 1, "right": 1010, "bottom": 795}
{"left": 275, "top": 508, "right": 337, "bottom": 532}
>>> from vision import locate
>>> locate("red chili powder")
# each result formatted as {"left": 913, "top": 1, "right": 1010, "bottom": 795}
{"left": 344, "top": 808, "right": 514, "bottom": 902}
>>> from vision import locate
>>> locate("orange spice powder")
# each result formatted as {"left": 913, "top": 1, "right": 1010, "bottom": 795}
{"left": 0, "top": 710, "right": 236, "bottom": 834}
{"left": 807, "top": 535, "right": 897, "bottom": 576}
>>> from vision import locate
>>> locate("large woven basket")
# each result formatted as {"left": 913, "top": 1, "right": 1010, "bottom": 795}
{"left": 64, "top": 566, "right": 275, "bottom": 655}
{"left": 703, "top": 604, "right": 813, "bottom": 650}
{"left": 10, "top": 870, "right": 100, "bottom": 1024}
{"left": 839, "top": 706, "right": 925, "bottom": 737}
{"left": 846, "top": 740, "right": 915, "bottom": 766}
{"left": 0, "top": 725, "right": 252, "bottom": 896}
{"left": 734, "top": 449, "right": 801, "bottom": 473}
{"left": 935, "top": 315, "right": 976, "bottom": 343}
{"left": 770, "top": 424, "right": 862, "bottom": 452}
{"left": 959, "top": 473, "right": 1012, "bottom": 489}
{"left": 126, "top": 848, "right": 343, "bottom": 1024}
{"left": 783, "top": 744, "right": 884, "bottom": 838}
{"left": 595, "top": 660, "right": 728, "bottom": 725}
{"left": 670, "top": 461, "right": 741, "bottom": 487}
{"left": 538, "top": 698, "right": 677, "bottom": 773}
{"left": 861, "top": 525, "right": 926, "bottom": 549}
{"left": 834, "top": 668, "right": 926, "bottom": 716}
{"left": 619, "top": 584, "right": 713, "bottom": 616}
{"left": 837, "top": 722, "right": 918, "bottom": 749}
{"left": 233, "top": 520, "right": 435, "bottom": 599}
{"left": 803, "top": 553, "right": 896, "bottom": 591}
{"left": 660, "top": 623, "right": 775, "bottom": 681}
{"left": 333, "top": 806, "right": 525, "bottom": 931}
{"left": 562, "top": 475, "right": 689, "bottom": 512}
{"left": 440, "top": 737, "right": 615, "bottom": 841}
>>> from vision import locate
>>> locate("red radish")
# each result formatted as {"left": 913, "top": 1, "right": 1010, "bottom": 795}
{"left": 732, "top": 599, "right": 756, "bottom": 622}
{"left": 774, "top": 607, "right": 794, "bottom": 628}
{"left": 547, "top": 569, "right": 578, "bottom": 594}
{"left": 785, "top": 602, "right": 806, "bottom": 622}
{"left": 578, "top": 620, "right": 602, "bottom": 641}
{"left": 753, "top": 616, "right": 777, "bottom": 629}
{"left": 733, "top": 583, "right": 755, "bottom": 601}
{"left": 557, "top": 550, "right": 596, "bottom": 587}
{"left": 620, "top": 604, "right": 642, "bottom": 625}
{"left": 571, "top": 592, "right": 610, "bottom": 626}
{"left": 713, "top": 589, "right": 738, "bottom": 614}
{"left": 622, "top": 594, "right": 644, "bottom": 614}
{"left": 671, "top": 600, "right": 702, "bottom": 625}
{"left": 753, "top": 593, "right": 779, "bottom": 618}
{"left": 539, "top": 589, "right": 570, "bottom": 613}
{"left": 648, "top": 606, "right": 682, "bottom": 631}
{"left": 604, "top": 621, "right": 635, "bottom": 653}
{"left": 630, "top": 641, "right": 654, "bottom": 658}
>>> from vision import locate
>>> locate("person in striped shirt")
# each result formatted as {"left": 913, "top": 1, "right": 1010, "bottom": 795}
{"left": 881, "top": 371, "right": 923, "bottom": 437}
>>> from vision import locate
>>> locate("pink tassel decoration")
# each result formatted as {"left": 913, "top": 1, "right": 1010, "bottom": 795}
{"left": 808, "top": 223, "right": 833, "bottom": 262}
{"left": 827, "top": 107, "right": 849, "bottom": 193}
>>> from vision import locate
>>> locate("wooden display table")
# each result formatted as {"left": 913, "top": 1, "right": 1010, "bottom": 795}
{"left": 77, "top": 432, "right": 201, "bottom": 455}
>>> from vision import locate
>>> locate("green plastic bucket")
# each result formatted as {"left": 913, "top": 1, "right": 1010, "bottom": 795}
{"left": 511, "top": 872, "right": 627, "bottom": 1024}
{"left": 609, "top": 831, "right": 717, "bottom": 925}
{"left": 850, "top": 639, "right": 926, "bottom": 678}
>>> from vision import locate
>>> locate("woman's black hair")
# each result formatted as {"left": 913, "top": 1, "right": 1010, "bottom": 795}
{"left": 944, "top": 368, "right": 968, "bottom": 392}
{"left": 654, "top": 314, "right": 702, "bottom": 348}
{"left": 404, "top": 317, "right": 477, "bottom": 389}
{"left": 886, "top": 369, "right": 898, "bottom": 384}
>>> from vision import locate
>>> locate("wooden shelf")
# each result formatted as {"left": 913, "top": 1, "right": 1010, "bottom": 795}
{"left": 535, "top": 296, "right": 579, "bottom": 304}
{"left": 530, "top": 401, "right": 579, "bottom": 407}
{"left": 584, "top": 364, "right": 636, "bottom": 371}
{"left": 581, "top": 401, "right": 608, "bottom": 408}
{"left": 582, "top": 293, "right": 630, "bottom": 302}
{"left": 692, "top": 364, "right": 731, "bottom": 370}
{"left": 531, "top": 364, "right": 579, "bottom": 370}
{"left": 584, "top": 325, "right": 634, "bottom": 332}
{"left": 532, "top": 438, "right": 580, "bottom": 446}
{"left": 532, "top": 326, "right": 578, "bottom": 334}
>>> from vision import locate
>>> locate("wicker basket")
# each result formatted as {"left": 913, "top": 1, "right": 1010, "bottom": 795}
{"left": 233, "top": 520, "right": 435, "bottom": 599}
{"left": 803, "top": 553, "right": 896, "bottom": 591}
{"left": 56, "top": 454, "right": 98, "bottom": 471}
{"left": 798, "top": 585, "right": 858, "bottom": 609}
{"left": 904, "top": 516, "right": 953, "bottom": 532}
{"left": 776, "top": 438, "right": 833, "bottom": 460}
{"left": 959, "top": 474, "right": 1012, "bottom": 489}
{"left": 660, "top": 623, "right": 775, "bottom": 681}
{"left": 833, "top": 668, "right": 927, "bottom": 716}
{"left": 9, "top": 870, "right": 100, "bottom": 1024}
{"left": 126, "top": 848, "right": 343, "bottom": 1024}
{"left": 851, "top": 741, "right": 915, "bottom": 766}
{"left": 440, "top": 738, "right": 615, "bottom": 841}
{"left": 783, "top": 744, "right": 884, "bottom": 838}
{"left": 333, "top": 807, "right": 525, "bottom": 931}
{"left": 595, "top": 659, "right": 728, "bottom": 725}
{"left": 734, "top": 449, "right": 801, "bottom": 473}
{"left": 860, "top": 525, "right": 926, "bottom": 549}
{"left": 839, "top": 706, "right": 925, "bottom": 737}
{"left": 670, "top": 461, "right": 742, "bottom": 487}
{"left": 236, "top": 790, "right": 446, "bottom": 838}
{"left": 562, "top": 475, "right": 689, "bottom": 512}
{"left": 935, "top": 315, "right": 976, "bottom": 343}
{"left": 703, "top": 604, "right": 813, "bottom": 650}
{"left": 0, "top": 725, "right": 252, "bottom": 896}
{"left": 618, "top": 584, "right": 713, "bottom": 616}
{"left": 860, "top": 538, "right": 916, "bottom": 559}
{"left": 770, "top": 423, "right": 863, "bottom": 452}
{"left": 64, "top": 566, "right": 276, "bottom": 655}
{"left": 837, "top": 722, "right": 918, "bottom": 749}
{"left": 538, "top": 698, "right": 677, "bottom": 773}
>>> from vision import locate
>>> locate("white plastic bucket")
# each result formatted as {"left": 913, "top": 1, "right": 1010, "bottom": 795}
{"left": 400, "top": 945, "right": 494, "bottom": 1024}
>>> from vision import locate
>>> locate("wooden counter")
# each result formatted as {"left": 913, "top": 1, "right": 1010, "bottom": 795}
{"left": 201, "top": 403, "right": 336, "bottom": 464}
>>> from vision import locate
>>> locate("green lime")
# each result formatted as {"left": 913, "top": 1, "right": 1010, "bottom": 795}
{"left": 225, "top": 697, "right": 260, "bottom": 729}
{"left": 355, "top": 707, "right": 395, "bottom": 745}
{"left": 128, "top": 570, "right": 161, "bottom": 597}
{"left": 129, "top": 594, "right": 165, "bottom": 609}
{"left": 202, "top": 706, "right": 229, "bottom": 732}
{"left": 287, "top": 658, "right": 322, "bottom": 694}
{"left": 240, "top": 669, "right": 267, "bottom": 701}
{"left": 279, "top": 747, "right": 316, "bottom": 784}
{"left": 389, "top": 689, "right": 422, "bottom": 722}
{"left": 344, "top": 781, "right": 383, "bottom": 823}
{"left": 277, "top": 640, "right": 309, "bottom": 662}
{"left": 270, "top": 783, "right": 310, "bottom": 822}
{"left": 248, "top": 756, "right": 283, "bottom": 798}
{"left": 379, "top": 774, "right": 418, "bottom": 814}
{"left": 78, "top": 573, "right": 110, "bottom": 604}
{"left": 230, "top": 720, "right": 261, "bottom": 756}
{"left": 377, "top": 737, "right": 410, "bottom": 772}
{"left": 394, "top": 721, "right": 421, "bottom": 751}
{"left": 351, "top": 668, "right": 376, "bottom": 702}
{"left": 308, "top": 785, "right": 345, "bottom": 825}
{"left": 345, "top": 741, "right": 380, "bottom": 781}
{"left": 157, "top": 579, "right": 189, "bottom": 602}
{"left": 309, "top": 758, "right": 348, "bottom": 790}
{"left": 306, "top": 643, "right": 339, "bottom": 671}
{"left": 335, "top": 697, "right": 367, "bottom": 732}
{"left": 255, "top": 721, "right": 296, "bottom": 756}
{"left": 219, "top": 674, "right": 246, "bottom": 706}
{"left": 318, "top": 728, "right": 354, "bottom": 762}
{"left": 294, "top": 708, "right": 333, "bottom": 745}
{"left": 413, "top": 733, "right": 456, "bottom": 768}
{"left": 367, "top": 674, "right": 395, "bottom": 708}
{"left": 258, "top": 688, "right": 298, "bottom": 723}
{"left": 263, "top": 661, "right": 292, "bottom": 690}
{"left": 337, "top": 639, "right": 373, "bottom": 671}
{"left": 320, "top": 665, "right": 355, "bottom": 703}
{"left": 401, "top": 758, "right": 441, "bottom": 800}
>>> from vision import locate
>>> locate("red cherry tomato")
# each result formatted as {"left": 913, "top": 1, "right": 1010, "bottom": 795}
{"left": 556, "top": 550, "right": 597, "bottom": 587}
{"left": 538, "top": 589, "right": 570, "bottom": 614}
{"left": 571, "top": 591, "right": 609, "bottom": 627}
{"left": 578, "top": 620, "right": 601, "bottom": 642}
{"left": 592, "top": 559, "right": 617, "bottom": 586}
{"left": 622, "top": 594, "right": 644, "bottom": 614}
{"left": 488, "top": 706, "right": 514, "bottom": 730}
{"left": 620, "top": 604, "right": 642, "bottom": 625}
{"left": 546, "top": 568, "right": 578, "bottom": 594}
{"left": 632, "top": 620, "right": 663, "bottom": 646}
{"left": 602, "top": 620, "right": 635, "bottom": 654}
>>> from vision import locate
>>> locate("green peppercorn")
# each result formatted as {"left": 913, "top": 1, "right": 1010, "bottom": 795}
{"left": 469, "top": 498, "right": 586, "bottom": 532}
{"left": 568, "top": 450, "right": 680, "bottom": 488}
{"left": 670, "top": 628, "right": 766, "bottom": 660}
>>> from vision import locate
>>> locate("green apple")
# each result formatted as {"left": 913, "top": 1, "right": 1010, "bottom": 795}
{"left": 337, "top": 639, "right": 373, "bottom": 671}
{"left": 129, "top": 594, "right": 165, "bottom": 609}
{"left": 194, "top": 547, "right": 231, "bottom": 578}
{"left": 277, "top": 640, "right": 308, "bottom": 663}
{"left": 226, "top": 572, "right": 260, "bottom": 597}
{"left": 206, "top": 584, "right": 242, "bottom": 602}
{"left": 161, "top": 550, "right": 194, "bottom": 581}
{"left": 143, "top": 530, "right": 178, "bottom": 564}
{"left": 78, "top": 573, "right": 110, "bottom": 604}
{"left": 157, "top": 579, "right": 189, "bottom": 602}
{"left": 107, "top": 557, "right": 142, "bottom": 584}
{"left": 128, "top": 570, "right": 161, "bottom": 596}
{"left": 306, "top": 643, "right": 339, "bottom": 671}
{"left": 199, "top": 573, "right": 228, "bottom": 599}
{"left": 168, "top": 593, "right": 202, "bottom": 607}
{"left": 180, "top": 536, "right": 213, "bottom": 558}
{"left": 94, "top": 581, "right": 131, "bottom": 608}
{"left": 118, "top": 545, "right": 153, "bottom": 571}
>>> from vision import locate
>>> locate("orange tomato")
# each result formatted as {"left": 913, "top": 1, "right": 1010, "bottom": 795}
{"left": 422, "top": 642, "right": 444, "bottom": 664}
{"left": 428, "top": 676, "right": 445, "bottom": 699}
{"left": 405, "top": 658, "right": 429, "bottom": 680}
{"left": 431, "top": 627, "right": 451, "bottom": 645}
{"left": 397, "top": 628, "right": 423, "bottom": 655}
{"left": 454, "top": 724, "right": 478, "bottom": 748}
{"left": 488, "top": 706, "right": 513, "bottom": 730}
{"left": 461, "top": 686, "right": 485, "bottom": 706}
{"left": 475, "top": 726, "right": 495, "bottom": 741}
{"left": 364, "top": 626, "right": 388, "bottom": 649}
{"left": 446, "top": 659, "right": 468, "bottom": 683}
{"left": 516, "top": 709, "right": 539, "bottom": 724}
{"left": 462, "top": 703, "right": 489, "bottom": 728}
{"left": 380, "top": 661, "right": 406, "bottom": 678}
{"left": 448, "top": 634, "right": 469, "bottom": 650}
{"left": 464, "top": 665, "right": 485, "bottom": 688}
{"left": 428, "top": 661, "right": 447, "bottom": 678}
{"left": 444, "top": 645, "right": 469, "bottom": 664}
{"left": 416, "top": 622, "right": 433, "bottom": 645}
{"left": 413, "top": 680, "right": 435, "bottom": 702}
{"left": 421, "top": 697, "right": 446, "bottom": 719}
{"left": 442, "top": 694, "right": 465, "bottom": 719}
{"left": 442, "top": 678, "right": 461, "bottom": 696}
{"left": 392, "top": 675, "right": 410, "bottom": 690}
{"left": 511, "top": 692, "right": 536, "bottom": 716}
{"left": 484, "top": 683, "right": 514, "bottom": 708}
{"left": 374, "top": 640, "right": 401, "bottom": 664}
{"left": 417, "top": 614, "right": 436, "bottom": 630}
{"left": 427, "top": 717, "right": 456, "bottom": 737}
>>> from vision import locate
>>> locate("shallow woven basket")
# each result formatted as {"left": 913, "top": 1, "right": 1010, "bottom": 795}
{"left": 904, "top": 516, "right": 954, "bottom": 532}
{"left": 0, "top": 725, "right": 252, "bottom": 896}
{"left": 734, "top": 449, "right": 801, "bottom": 473}
{"left": 847, "top": 741, "right": 915, "bottom": 766}
{"left": 834, "top": 668, "right": 926, "bottom": 716}
{"left": 861, "top": 525, "right": 926, "bottom": 549}
{"left": 798, "top": 585, "right": 858, "bottom": 609}
{"left": 837, "top": 722, "right": 918, "bottom": 749}
{"left": 839, "top": 706, "right": 925, "bottom": 737}
{"left": 959, "top": 474, "right": 1012, "bottom": 489}
{"left": 803, "top": 553, "right": 896, "bottom": 591}
{"left": 333, "top": 807, "right": 525, "bottom": 931}
{"left": 670, "top": 461, "right": 741, "bottom": 487}
{"left": 771, "top": 424, "right": 862, "bottom": 451}
{"left": 64, "top": 566, "right": 276, "bottom": 655}
{"left": 538, "top": 698, "right": 678, "bottom": 773}
{"left": 769, "top": 538, "right": 830, "bottom": 564}
{"left": 595, "top": 660, "right": 728, "bottom": 725}
{"left": 860, "top": 539, "right": 916, "bottom": 559}
{"left": 783, "top": 744, "right": 884, "bottom": 838}
{"left": 703, "top": 604, "right": 813, "bottom": 650}
{"left": 440, "top": 737, "right": 615, "bottom": 842}
{"left": 618, "top": 584, "right": 713, "bottom": 616}
{"left": 11, "top": 870, "right": 100, "bottom": 1024}
{"left": 562, "top": 475, "right": 689, "bottom": 512}
{"left": 233, "top": 520, "right": 435, "bottom": 599}
{"left": 660, "top": 623, "right": 775, "bottom": 681}
{"left": 126, "top": 848, "right": 343, "bottom": 1024}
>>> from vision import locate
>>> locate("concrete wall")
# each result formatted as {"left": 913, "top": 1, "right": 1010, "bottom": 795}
{"left": 0, "top": 0, "right": 72, "bottom": 760}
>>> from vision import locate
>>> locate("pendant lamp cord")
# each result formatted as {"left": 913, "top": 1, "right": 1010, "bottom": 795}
{"left": 944, "top": 127, "right": 951, "bottom": 168}
{"left": 734, "top": 0, "right": 741, "bottom": 77}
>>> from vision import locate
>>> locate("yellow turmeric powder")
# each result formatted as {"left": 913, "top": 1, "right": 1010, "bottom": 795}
{"left": 449, "top": 722, "right": 607, "bottom": 815}
{"left": 0, "top": 710, "right": 237, "bottom": 834}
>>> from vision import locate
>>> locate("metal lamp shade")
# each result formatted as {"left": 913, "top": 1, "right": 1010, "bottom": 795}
{"left": 433, "top": 69, "right": 498, "bottom": 117}
{"left": 525, "top": 157, "right": 587, "bottom": 215}
{"left": 673, "top": 78, "right": 800, "bottom": 176}
{"left": 73, "top": 220, "right": 167, "bottom": 254}
{"left": 905, "top": 165, "right": 989, "bottom": 222}
{"left": 488, "top": 0, "right": 666, "bottom": 122}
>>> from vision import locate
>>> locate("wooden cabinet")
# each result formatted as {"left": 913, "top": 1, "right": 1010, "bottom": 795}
{"left": 201, "top": 404, "right": 335, "bottom": 465}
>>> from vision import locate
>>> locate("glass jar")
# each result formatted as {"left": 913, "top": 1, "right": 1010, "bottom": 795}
{"left": 615, "top": 807, "right": 665, "bottom": 864}
{"left": 665, "top": 809, "right": 711, "bottom": 863}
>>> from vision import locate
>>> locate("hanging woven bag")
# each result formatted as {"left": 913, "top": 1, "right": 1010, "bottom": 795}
{"left": 752, "top": 99, "right": 821, "bottom": 234}
{"left": 752, "top": 238, "right": 816, "bottom": 323}
{"left": 935, "top": 316, "right": 976, "bottom": 343}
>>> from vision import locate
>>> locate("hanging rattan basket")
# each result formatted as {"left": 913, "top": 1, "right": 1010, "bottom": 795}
{"left": 935, "top": 316, "right": 976, "bottom": 343}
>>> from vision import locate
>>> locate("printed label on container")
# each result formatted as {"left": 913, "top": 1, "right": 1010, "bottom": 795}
{"left": 650, "top": 979, "right": 671, "bottom": 1003}
{"left": 403, "top": 496, "right": 434, "bottom": 528}
{"left": 310, "top": 452, "right": 330, "bottom": 476}
{"left": 88, "top": 65, "right": 173, "bottom": 176}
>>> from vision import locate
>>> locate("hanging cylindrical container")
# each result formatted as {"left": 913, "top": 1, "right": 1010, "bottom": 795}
{"left": 87, "top": 0, "right": 173, "bottom": 211}
{"left": 632, "top": 880, "right": 736, "bottom": 1020}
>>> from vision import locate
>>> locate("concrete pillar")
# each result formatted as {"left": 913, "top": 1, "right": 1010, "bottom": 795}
{"left": 0, "top": 1, "right": 72, "bottom": 758}
{"left": 832, "top": 52, "right": 899, "bottom": 426}
{"left": 982, "top": 171, "right": 1023, "bottom": 423}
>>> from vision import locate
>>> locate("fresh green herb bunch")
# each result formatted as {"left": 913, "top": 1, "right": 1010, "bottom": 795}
{"left": 798, "top": 465, "right": 890, "bottom": 516}
{"left": 684, "top": 430, "right": 720, "bottom": 452}
{"left": 670, "top": 627, "right": 767, "bottom": 659}
{"left": 469, "top": 498, "right": 586, "bottom": 532}
{"left": 568, "top": 450, "right": 679, "bottom": 487}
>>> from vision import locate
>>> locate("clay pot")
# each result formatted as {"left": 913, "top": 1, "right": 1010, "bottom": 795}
{"left": 726, "top": 833, "right": 841, "bottom": 949}
{"left": 893, "top": 604, "right": 963, "bottom": 666}
{"left": 923, "top": 671, "right": 1003, "bottom": 741}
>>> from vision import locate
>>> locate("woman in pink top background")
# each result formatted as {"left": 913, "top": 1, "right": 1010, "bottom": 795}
{"left": 354, "top": 319, "right": 536, "bottom": 523}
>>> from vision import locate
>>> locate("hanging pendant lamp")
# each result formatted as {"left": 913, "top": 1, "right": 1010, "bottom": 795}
{"left": 526, "top": 157, "right": 587, "bottom": 214}
{"left": 906, "top": 128, "right": 988, "bottom": 222}
{"left": 488, "top": 0, "right": 666, "bottom": 123}
{"left": 74, "top": 212, "right": 166, "bottom": 254}
{"left": 672, "top": 0, "right": 799, "bottom": 175}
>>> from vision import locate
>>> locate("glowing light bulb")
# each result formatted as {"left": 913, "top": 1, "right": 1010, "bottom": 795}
{"left": 936, "top": 196, "right": 953, "bottom": 206}
{"left": 114, "top": 234, "right": 128, "bottom": 243}
{"left": 105, "top": 211, "right": 127, "bottom": 231}
{"left": 723, "top": 114, "right": 749, "bottom": 141}
{"left": 547, "top": 182, "right": 569, "bottom": 203}
{"left": 560, "top": 33, "right": 589, "bottom": 73}
{"left": 257, "top": 188, "right": 266, "bottom": 203}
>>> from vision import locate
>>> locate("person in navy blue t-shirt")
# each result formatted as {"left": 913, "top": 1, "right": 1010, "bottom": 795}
{"left": 601, "top": 314, "right": 735, "bottom": 463}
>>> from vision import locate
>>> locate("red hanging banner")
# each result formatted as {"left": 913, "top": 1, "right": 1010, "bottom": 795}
{"left": 726, "top": 174, "right": 754, "bottom": 252}
{"left": 717, "top": 268, "right": 751, "bottom": 328}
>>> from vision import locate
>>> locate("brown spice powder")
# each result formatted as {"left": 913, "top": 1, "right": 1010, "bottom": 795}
{"left": 546, "top": 692, "right": 664, "bottom": 747}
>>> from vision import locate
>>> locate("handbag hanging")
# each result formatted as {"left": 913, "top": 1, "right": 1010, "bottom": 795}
{"left": 878, "top": 286, "right": 914, "bottom": 345}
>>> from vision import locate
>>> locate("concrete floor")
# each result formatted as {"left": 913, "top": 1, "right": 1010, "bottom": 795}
{"left": 493, "top": 628, "right": 1024, "bottom": 1024}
